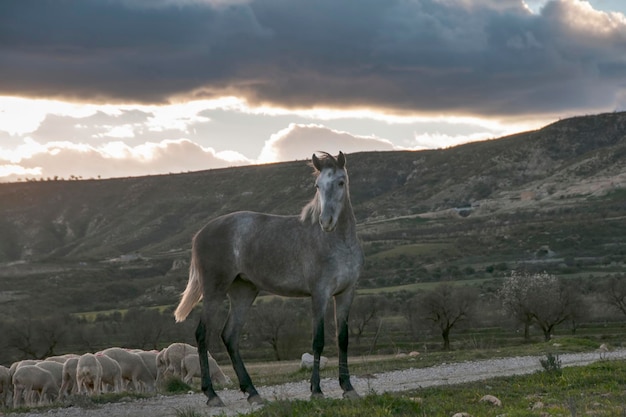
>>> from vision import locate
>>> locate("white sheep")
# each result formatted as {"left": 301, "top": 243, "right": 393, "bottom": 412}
{"left": 135, "top": 350, "right": 158, "bottom": 381}
{"left": 36, "top": 361, "right": 64, "bottom": 390}
{"left": 76, "top": 353, "right": 103, "bottom": 396}
{"left": 155, "top": 349, "right": 166, "bottom": 384}
{"left": 180, "top": 353, "right": 231, "bottom": 386}
{"left": 156, "top": 342, "right": 196, "bottom": 383}
{"left": 58, "top": 357, "right": 79, "bottom": 399}
{"left": 12, "top": 365, "right": 58, "bottom": 408}
{"left": 9, "top": 359, "right": 39, "bottom": 379}
{"left": 0, "top": 364, "right": 11, "bottom": 407}
{"left": 9, "top": 360, "right": 41, "bottom": 406}
{"left": 101, "top": 348, "right": 155, "bottom": 393}
{"left": 44, "top": 354, "right": 79, "bottom": 364}
{"left": 95, "top": 354, "right": 123, "bottom": 393}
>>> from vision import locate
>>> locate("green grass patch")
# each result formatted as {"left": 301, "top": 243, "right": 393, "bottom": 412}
{"left": 357, "top": 278, "right": 492, "bottom": 295}
{"left": 164, "top": 377, "right": 194, "bottom": 394}
{"left": 174, "top": 405, "right": 205, "bottom": 417}
{"left": 368, "top": 243, "right": 452, "bottom": 260}
{"left": 249, "top": 360, "right": 626, "bottom": 417}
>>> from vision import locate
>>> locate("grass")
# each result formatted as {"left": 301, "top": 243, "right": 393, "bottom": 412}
{"left": 367, "top": 243, "right": 453, "bottom": 260}
{"left": 242, "top": 360, "right": 626, "bottom": 417}
{"left": 174, "top": 406, "right": 205, "bottom": 417}
{"left": 357, "top": 278, "right": 492, "bottom": 294}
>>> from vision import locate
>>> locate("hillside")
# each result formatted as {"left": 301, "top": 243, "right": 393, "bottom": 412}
{"left": 0, "top": 111, "right": 625, "bottom": 316}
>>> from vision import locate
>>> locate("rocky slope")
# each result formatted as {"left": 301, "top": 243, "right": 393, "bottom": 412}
{"left": 0, "top": 112, "right": 624, "bottom": 263}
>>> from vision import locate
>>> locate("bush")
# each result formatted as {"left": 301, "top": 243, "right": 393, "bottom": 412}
{"left": 165, "top": 377, "right": 193, "bottom": 393}
{"left": 540, "top": 353, "right": 562, "bottom": 376}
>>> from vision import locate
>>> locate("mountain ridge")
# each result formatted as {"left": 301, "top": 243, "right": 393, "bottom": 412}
{"left": 0, "top": 111, "right": 624, "bottom": 264}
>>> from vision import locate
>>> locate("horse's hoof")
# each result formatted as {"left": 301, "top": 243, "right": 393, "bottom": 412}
{"left": 310, "top": 391, "right": 325, "bottom": 400}
{"left": 206, "top": 396, "right": 226, "bottom": 407}
{"left": 247, "top": 394, "right": 265, "bottom": 405}
{"left": 343, "top": 390, "right": 360, "bottom": 400}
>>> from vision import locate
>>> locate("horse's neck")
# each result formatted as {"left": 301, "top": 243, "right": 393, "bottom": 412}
{"left": 300, "top": 191, "right": 358, "bottom": 241}
{"left": 335, "top": 197, "right": 358, "bottom": 241}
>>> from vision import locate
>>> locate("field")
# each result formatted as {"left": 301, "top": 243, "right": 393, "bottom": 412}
{"left": 245, "top": 360, "right": 626, "bottom": 417}
{"left": 5, "top": 339, "right": 625, "bottom": 417}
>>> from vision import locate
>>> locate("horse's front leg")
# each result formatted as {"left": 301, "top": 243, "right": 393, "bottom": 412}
{"left": 335, "top": 289, "right": 359, "bottom": 398}
{"left": 310, "top": 296, "right": 329, "bottom": 399}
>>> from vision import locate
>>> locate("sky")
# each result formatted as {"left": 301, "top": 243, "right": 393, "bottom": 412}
{"left": 1, "top": 0, "right": 626, "bottom": 182}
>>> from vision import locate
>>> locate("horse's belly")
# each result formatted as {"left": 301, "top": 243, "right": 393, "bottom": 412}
{"left": 240, "top": 272, "right": 312, "bottom": 297}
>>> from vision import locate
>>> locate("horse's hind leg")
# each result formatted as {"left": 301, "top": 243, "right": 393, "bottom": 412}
{"left": 196, "top": 299, "right": 226, "bottom": 407}
{"left": 222, "top": 278, "right": 262, "bottom": 404}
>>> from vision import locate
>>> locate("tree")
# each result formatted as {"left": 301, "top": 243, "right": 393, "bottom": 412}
{"left": 529, "top": 276, "right": 580, "bottom": 341}
{"left": 247, "top": 299, "right": 308, "bottom": 361}
{"left": 499, "top": 271, "right": 582, "bottom": 341}
{"left": 603, "top": 275, "right": 626, "bottom": 317}
{"left": 498, "top": 270, "right": 537, "bottom": 341}
{"left": 124, "top": 308, "right": 169, "bottom": 350}
{"left": 349, "top": 295, "right": 386, "bottom": 345}
{"left": 414, "top": 283, "right": 478, "bottom": 350}
{"left": 7, "top": 315, "right": 69, "bottom": 359}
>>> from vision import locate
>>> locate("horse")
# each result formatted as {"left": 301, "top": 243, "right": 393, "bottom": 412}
{"left": 174, "top": 151, "right": 363, "bottom": 406}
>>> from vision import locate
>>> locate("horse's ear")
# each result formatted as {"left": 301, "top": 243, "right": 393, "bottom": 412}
{"left": 312, "top": 153, "right": 322, "bottom": 171}
{"left": 337, "top": 151, "right": 346, "bottom": 168}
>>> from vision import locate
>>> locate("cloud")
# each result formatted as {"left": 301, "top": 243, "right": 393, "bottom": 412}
{"left": 0, "top": 138, "right": 251, "bottom": 182}
{"left": 411, "top": 131, "right": 495, "bottom": 150}
{"left": 0, "top": 0, "right": 622, "bottom": 117}
{"left": 258, "top": 123, "right": 396, "bottom": 163}
{"left": 2, "top": 0, "right": 625, "bottom": 117}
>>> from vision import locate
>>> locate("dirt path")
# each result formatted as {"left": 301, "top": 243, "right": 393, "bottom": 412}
{"left": 7, "top": 350, "right": 625, "bottom": 417}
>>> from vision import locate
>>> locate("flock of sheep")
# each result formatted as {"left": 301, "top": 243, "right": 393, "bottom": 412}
{"left": 0, "top": 342, "right": 230, "bottom": 409}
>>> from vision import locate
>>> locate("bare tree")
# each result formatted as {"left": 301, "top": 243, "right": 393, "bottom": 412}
{"left": 124, "top": 308, "right": 168, "bottom": 350}
{"left": 247, "top": 299, "right": 308, "bottom": 361}
{"left": 8, "top": 315, "right": 68, "bottom": 359}
{"left": 603, "top": 275, "right": 626, "bottom": 317}
{"left": 529, "top": 276, "right": 581, "bottom": 341}
{"left": 414, "top": 283, "right": 478, "bottom": 350}
{"left": 349, "top": 295, "right": 386, "bottom": 345}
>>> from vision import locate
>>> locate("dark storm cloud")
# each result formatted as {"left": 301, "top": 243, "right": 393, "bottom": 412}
{"left": 1, "top": 0, "right": 625, "bottom": 116}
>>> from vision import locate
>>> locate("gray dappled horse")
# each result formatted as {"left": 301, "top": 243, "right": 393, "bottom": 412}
{"left": 174, "top": 151, "right": 364, "bottom": 406}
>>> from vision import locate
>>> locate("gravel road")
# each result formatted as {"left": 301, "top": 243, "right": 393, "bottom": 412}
{"left": 7, "top": 349, "right": 625, "bottom": 417}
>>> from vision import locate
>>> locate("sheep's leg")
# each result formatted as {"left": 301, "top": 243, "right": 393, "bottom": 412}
{"left": 222, "top": 279, "right": 261, "bottom": 404}
{"left": 12, "top": 385, "right": 23, "bottom": 408}
{"left": 59, "top": 378, "right": 69, "bottom": 399}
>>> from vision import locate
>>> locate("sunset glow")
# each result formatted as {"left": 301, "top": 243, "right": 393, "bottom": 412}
{"left": 1, "top": 0, "right": 625, "bottom": 182}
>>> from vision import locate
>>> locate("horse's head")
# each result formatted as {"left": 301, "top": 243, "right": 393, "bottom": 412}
{"left": 312, "top": 151, "right": 348, "bottom": 232}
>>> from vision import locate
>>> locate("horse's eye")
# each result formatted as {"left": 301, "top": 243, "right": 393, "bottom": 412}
{"left": 338, "top": 181, "right": 345, "bottom": 187}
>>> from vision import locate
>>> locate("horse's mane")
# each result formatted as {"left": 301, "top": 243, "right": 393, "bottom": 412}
{"left": 300, "top": 194, "right": 321, "bottom": 224}
{"left": 299, "top": 152, "right": 340, "bottom": 224}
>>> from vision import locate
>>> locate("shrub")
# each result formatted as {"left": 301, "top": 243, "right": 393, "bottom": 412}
{"left": 540, "top": 353, "right": 562, "bottom": 376}
{"left": 165, "top": 377, "right": 193, "bottom": 394}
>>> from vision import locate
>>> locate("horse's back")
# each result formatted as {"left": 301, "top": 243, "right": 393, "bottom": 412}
{"left": 192, "top": 210, "right": 359, "bottom": 296}
{"left": 193, "top": 210, "right": 304, "bottom": 269}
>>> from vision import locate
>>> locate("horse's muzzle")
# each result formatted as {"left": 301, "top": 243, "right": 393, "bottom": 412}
{"left": 319, "top": 215, "right": 337, "bottom": 232}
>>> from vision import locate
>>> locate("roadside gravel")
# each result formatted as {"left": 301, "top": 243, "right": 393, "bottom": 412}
{"left": 7, "top": 349, "right": 625, "bottom": 417}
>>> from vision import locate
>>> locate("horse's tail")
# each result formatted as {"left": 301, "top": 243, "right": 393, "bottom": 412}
{"left": 174, "top": 250, "right": 203, "bottom": 323}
